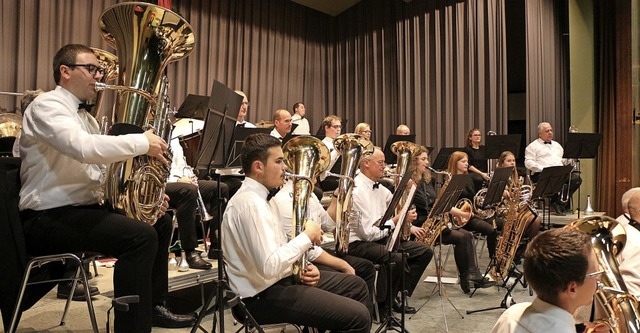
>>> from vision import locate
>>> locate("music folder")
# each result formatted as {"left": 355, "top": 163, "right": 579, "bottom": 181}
{"left": 480, "top": 167, "right": 512, "bottom": 208}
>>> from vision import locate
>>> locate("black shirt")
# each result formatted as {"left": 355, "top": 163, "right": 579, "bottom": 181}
{"left": 464, "top": 145, "right": 488, "bottom": 172}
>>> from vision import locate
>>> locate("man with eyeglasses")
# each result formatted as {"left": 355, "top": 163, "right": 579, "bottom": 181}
{"left": 18, "top": 44, "right": 195, "bottom": 331}
{"left": 492, "top": 228, "right": 606, "bottom": 333}
{"left": 234, "top": 90, "right": 255, "bottom": 128}
{"left": 318, "top": 115, "right": 342, "bottom": 192}
{"left": 348, "top": 147, "right": 432, "bottom": 315}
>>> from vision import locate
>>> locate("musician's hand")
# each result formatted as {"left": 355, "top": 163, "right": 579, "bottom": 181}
{"left": 410, "top": 226, "right": 426, "bottom": 240}
{"left": 584, "top": 322, "right": 610, "bottom": 333}
{"left": 177, "top": 176, "right": 197, "bottom": 185}
{"left": 301, "top": 264, "right": 320, "bottom": 287}
{"left": 404, "top": 208, "right": 417, "bottom": 224}
{"left": 144, "top": 129, "right": 169, "bottom": 165}
{"left": 157, "top": 194, "right": 170, "bottom": 218}
{"left": 481, "top": 172, "right": 490, "bottom": 181}
{"left": 304, "top": 220, "right": 323, "bottom": 245}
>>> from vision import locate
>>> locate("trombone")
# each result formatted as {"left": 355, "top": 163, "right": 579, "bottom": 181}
{"left": 182, "top": 162, "right": 214, "bottom": 222}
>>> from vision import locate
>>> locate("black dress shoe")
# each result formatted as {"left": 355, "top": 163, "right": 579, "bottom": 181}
{"left": 392, "top": 297, "right": 417, "bottom": 314}
{"left": 207, "top": 248, "right": 219, "bottom": 260}
{"left": 468, "top": 272, "right": 496, "bottom": 289}
{"left": 185, "top": 251, "right": 212, "bottom": 270}
{"left": 550, "top": 202, "right": 566, "bottom": 216}
{"left": 57, "top": 281, "right": 100, "bottom": 301}
{"left": 152, "top": 305, "right": 196, "bottom": 328}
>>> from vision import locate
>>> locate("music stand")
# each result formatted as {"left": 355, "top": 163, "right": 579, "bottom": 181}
{"left": 191, "top": 81, "right": 261, "bottom": 333}
{"left": 175, "top": 94, "right": 210, "bottom": 120}
{"left": 383, "top": 135, "right": 416, "bottom": 165}
{"left": 531, "top": 165, "right": 574, "bottom": 229}
{"left": 478, "top": 167, "right": 513, "bottom": 209}
{"left": 413, "top": 174, "right": 469, "bottom": 332}
{"left": 430, "top": 148, "right": 464, "bottom": 171}
{"left": 225, "top": 127, "right": 272, "bottom": 168}
{"left": 563, "top": 133, "right": 601, "bottom": 218}
{"left": 484, "top": 134, "right": 522, "bottom": 160}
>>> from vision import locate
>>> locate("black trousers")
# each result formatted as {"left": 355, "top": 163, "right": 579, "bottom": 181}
{"left": 242, "top": 273, "right": 371, "bottom": 333}
{"left": 22, "top": 205, "right": 171, "bottom": 333}
{"left": 462, "top": 217, "right": 497, "bottom": 258}
{"left": 348, "top": 238, "right": 432, "bottom": 301}
{"left": 441, "top": 228, "right": 479, "bottom": 276}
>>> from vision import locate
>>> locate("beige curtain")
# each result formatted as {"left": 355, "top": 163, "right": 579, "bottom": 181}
{"left": 524, "top": 0, "right": 568, "bottom": 143}
{"left": 1, "top": 0, "right": 508, "bottom": 150}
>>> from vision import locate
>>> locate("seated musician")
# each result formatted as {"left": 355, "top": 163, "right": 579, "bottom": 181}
{"left": 410, "top": 145, "right": 494, "bottom": 293}
{"left": 165, "top": 128, "right": 229, "bottom": 268}
{"left": 234, "top": 90, "right": 255, "bottom": 128}
{"left": 272, "top": 178, "right": 377, "bottom": 316}
{"left": 290, "top": 102, "right": 310, "bottom": 135}
{"left": 19, "top": 44, "right": 195, "bottom": 331}
{"left": 495, "top": 151, "right": 541, "bottom": 248}
{"left": 269, "top": 109, "right": 292, "bottom": 141}
{"left": 348, "top": 147, "right": 433, "bottom": 314}
{"left": 615, "top": 189, "right": 640, "bottom": 299}
{"left": 524, "top": 122, "right": 582, "bottom": 216}
{"left": 447, "top": 151, "right": 498, "bottom": 259}
{"left": 491, "top": 229, "right": 605, "bottom": 333}
{"left": 221, "top": 133, "right": 371, "bottom": 331}
{"left": 463, "top": 128, "right": 490, "bottom": 192}
{"left": 318, "top": 115, "right": 342, "bottom": 192}
{"left": 354, "top": 122, "right": 372, "bottom": 142}
{"left": 396, "top": 124, "right": 410, "bottom": 135}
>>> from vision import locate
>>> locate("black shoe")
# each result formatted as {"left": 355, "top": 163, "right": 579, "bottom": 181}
{"left": 459, "top": 276, "right": 471, "bottom": 294}
{"left": 152, "top": 305, "right": 196, "bottom": 328}
{"left": 207, "top": 248, "right": 219, "bottom": 260}
{"left": 186, "top": 251, "right": 212, "bottom": 270}
{"left": 57, "top": 281, "right": 100, "bottom": 301}
{"left": 392, "top": 297, "right": 417, "bottom": 314}
{"left": 550, "top": 202, "right": 566, "bottom": 216}
{"left": 468, "top": 272, "right": 496, "bottom": 289}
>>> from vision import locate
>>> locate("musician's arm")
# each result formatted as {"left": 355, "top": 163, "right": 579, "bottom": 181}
{"left": 312, "top": 251, "right": 355, "bottom": 275}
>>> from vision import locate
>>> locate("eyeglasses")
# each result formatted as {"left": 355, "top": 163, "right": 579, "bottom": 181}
{"left": 65, "top": 63, "right": 105, "bottom": 76}
{"left": 368, "top": 159, "right": 385, "bottom": 167}
{"left": 585, "top": 270, "right": 603, "bottom": 279}
{"left": 331, "top": 125, "right": 342, "bottom": 129}
{"left": 362, "top": 130, "right": 372, "bottom": 134}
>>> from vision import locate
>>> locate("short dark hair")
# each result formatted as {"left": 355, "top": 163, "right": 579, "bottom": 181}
{"left": 293, "top": 102, "right": 303, "bottom": 113}
{"left": 322, "top": 115, "right": 341, "bottom": 129}
{"left": 241, "top": 133, "right": 281, "bottom": 176}
{"left": 53, "top": 44, "right": 94, "bottom": 84}
{"left": 523, "top": 228, "right": 591, "bottom": 305}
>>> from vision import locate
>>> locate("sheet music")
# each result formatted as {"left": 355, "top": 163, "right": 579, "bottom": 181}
{"left": 387, "top": 184, "right": 417, "bottom": 252}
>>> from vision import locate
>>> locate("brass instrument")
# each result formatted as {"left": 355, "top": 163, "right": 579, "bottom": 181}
{"left": 0, "top": 113, "right": 23, "bottom": 137}
{"left": 390, "top": 141, "right": 420, "bottom": 240}
{"left": 283, "top": 136, "right": 331, "bottom": 283}
{"left": 182, "top": 162, "right": 214, "bottom": 222}
{"left": 472, "top": 188, "right": 496, "bottom": 220}
{"left": 90, "top": 48, "right": 118, "bottom": 119}
{"left": 98, "top": 2, "right": 195, "bottom": 225}
{"left": 451, "top": 198, "right": 473, "bottom": 227}
{"left": 332, "top": 134, "right": 373, "bottom": 254}
{"left": 565, "top": 216, "right": 640, "bottom": 333}
{"left": 419, "top": 167, "right": 452, "bottom": 246}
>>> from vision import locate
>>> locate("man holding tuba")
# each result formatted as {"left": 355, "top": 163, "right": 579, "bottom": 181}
{"left": 221, "top": 133, "right": 371, "bottom": 332}
{"left": 18, "top": 44, "right": 196, "bottom": 331}
{"left": 349, "top": 147, "right": 432, "bottom": 314}
{"left": 615, "top": 189, "right": 640, "bottom": 299}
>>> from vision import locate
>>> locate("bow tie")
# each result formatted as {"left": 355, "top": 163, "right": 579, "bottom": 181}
{"left": 266, "top": 188, "right": 280, "bottom": 201}
{"left": 543, "top": 141, "right": 551, "bottom": 145}
{"left": 78, "top": 103, "right": 94, "bottom": 113}
{"left": 372, "top": 182, "right": 381, "bottom": 189}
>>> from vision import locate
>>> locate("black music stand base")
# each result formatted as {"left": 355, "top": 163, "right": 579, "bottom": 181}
{"left": 375, "top": 250, "right": 409, "bottom": 333}
{"left": 466, "top": 264, "right": 524, "bottom": 315}
{"left": 411, "top": 240, "right": 464, "bottom": 332}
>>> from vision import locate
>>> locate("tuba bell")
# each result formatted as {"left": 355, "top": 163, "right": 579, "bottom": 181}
{"left": 283, "top": 136, "right": 331, "bottom": 283}
{"left": 332, "top": 134, "right": 374, "bottom": 254}
{"left": 98, "top": 2, "right": 195, "bottom": 225}
{"left": 565, "top": 216, "right": 640, "bottom": 333}
{"left": 391, "top": 141, "right": 420, "bottom": 240}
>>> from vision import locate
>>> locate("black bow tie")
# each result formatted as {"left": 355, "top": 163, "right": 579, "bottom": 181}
{"left": 266, "top": 188, "right": 280, "bottom": 201}
{"left": 372, "top": 182, "right": 381, "bottom": 189}
{"left": 78, "top": 103, "right": 94, "bottom": 113}
{"left": 544, "top": 141, "right": 551, "bottom": 145}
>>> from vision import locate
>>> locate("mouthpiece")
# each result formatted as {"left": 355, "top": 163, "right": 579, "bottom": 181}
{"left": 326, "top": 171, "right": 355, "bottom": 182}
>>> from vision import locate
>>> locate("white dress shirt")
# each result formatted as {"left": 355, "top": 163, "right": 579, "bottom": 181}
{"left": 319, "top": 137, "right": 340, "bottom": 181}
{"left": 221, "top": 177, "right": 313, "bottom": 298}
{"left": 272, "top": 180, "right": 336, "bottom": 261}
{"left": 524, "top": 138, "right": 565, "bottom": 174}
{"left": 349, "top": 173, "right": 395, "bottom": 242}
{"left": 491, "top": 297, "right": 577, "bottom": 333}
{"left": 291, "top": 114, "right": 310, "bottom": 135}
{"left": 615, "top": 214, "right": 640, "bottom": 298}
{"left": 19, "top": 86, "right": 149, "bottom": 211}
{"left": 270, "top": 128, "right": 284, "bottom": 141}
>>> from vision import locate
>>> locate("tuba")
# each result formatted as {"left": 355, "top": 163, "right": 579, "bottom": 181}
{"left": 283, "top": 136, "right": 331, "bottom": 283}
{"left": 332, "top": 134, "right": 373, "bottom": 254}
{"left": 565, "top": 216, "right": 640, "bottom": 333}
{"left": 419, "top": 167, "right": 452, "bottom": 246}
{"left": 391, "top": 141, "right": 420, "bottom": 240}
{"left": 90, "top": 48, "right": 118, "bottom": 133}
{"left": 97, "top": 3, "right": 195, "bottom": 225}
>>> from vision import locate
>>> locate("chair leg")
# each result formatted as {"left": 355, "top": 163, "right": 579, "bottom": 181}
{"left": 372, "top": 264, "right": 380, "bottom": 323}
{"left": 59, "top": 255, "right": 100, "bottom": 333}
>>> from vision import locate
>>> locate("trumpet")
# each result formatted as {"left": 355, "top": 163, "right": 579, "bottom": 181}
{"left": 182, "top": 163, "right": 213, "bottom": 222}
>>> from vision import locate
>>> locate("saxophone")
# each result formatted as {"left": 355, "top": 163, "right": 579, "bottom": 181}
{"left": 565, "top": 216, "right": 640, "bottom": 333}
{"left": 390, "top": 141, "right": 420, "bottom": 240}
{"left": 332, "top": 134, "right": 373, "bottom": 254}
{"left": 283, "top": 136, "right": 331, "bottom": 283}
{"left": 419, "top": 167, "right": 452, "bottom": 247}
{"left": 490, "top": 167, "right": 529, "bottom": 282}
{"left": 97, "top": 2, "right": 195, "bottom": 225}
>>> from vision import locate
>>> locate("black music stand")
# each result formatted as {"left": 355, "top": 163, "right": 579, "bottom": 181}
{"left": 531, "top": 165, "right": 574, "bottom": 230}
{"left": 412, "top": 175, "right": 469, "bottom": 331}
{"left": 477, "top": 167, "right": 513, "bottom": 209}
{"left": 430, "top": 147, "right": 464, "bottom": 171}
{"left": 383, "top": 134, "right": 416, "bottom": 165}
{"left": 562, "top": 133, "right": 601, "bottom": 218}
{"left": 484, "top": 134, "right": 522, "bottom": 160}
{"left": 175, "top": 94, "right": 210, "bottom": 120}
{"left": 225, "top": 127, "right": 271, "bottom": 168}
{"left": 191, "top": 81, "right": 262, "bottom": 333}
